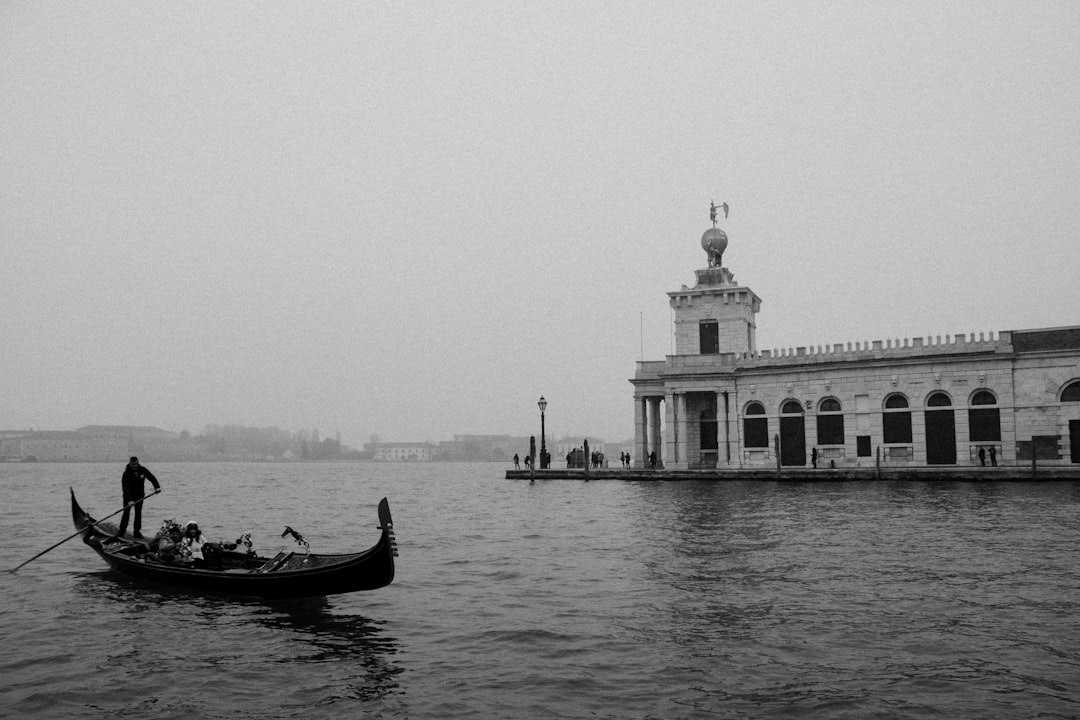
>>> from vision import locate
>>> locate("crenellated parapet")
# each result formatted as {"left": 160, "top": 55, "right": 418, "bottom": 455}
{"left": 734, "top": 330, "right": 1013, "bottom": 368}
{"left": 637, "top": 331, "right": 1015, "bottom": 379}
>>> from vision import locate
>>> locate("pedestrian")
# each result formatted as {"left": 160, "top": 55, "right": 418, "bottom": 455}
{"left": 649, "top": 451, "right": 657, "bottom": 469}
{"left": 116, "top": 456, "right": 161, "bottom": 539}
{"left": 513, "top": 453, "right": 520, "bottom": 469}
{"left": 989, "top": 446, "right": 997, "bottom": 467}
{"left": 811, "top": 447, "right": 818, "bottom": 469}
{"left": 978, "top": 447, "right": 986, "bottom": 466}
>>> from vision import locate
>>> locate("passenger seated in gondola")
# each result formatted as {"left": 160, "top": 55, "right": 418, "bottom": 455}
{"left": 148, "top": 520, "right": 185, "bottom": 563}
{"left": 182, "top": 520, "right": 207, "bottom": 565}
{"left": 180, "top": 520, "right": 232, "bottom": 569}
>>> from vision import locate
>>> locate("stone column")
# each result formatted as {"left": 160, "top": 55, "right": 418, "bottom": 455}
{"left": 715, "top": 391, "right": 728, "bottom": 468}
{"left": 664, "top": 391, "right": 677, "bottom": 470}
{"left": 676, "top": 393, "right": 689, "bottom": 469}
{"left": 649, "top": 397, "right": 663, "bottom": 468}
{"left": 634, "top": 397, "right": 647, "bottom": 469}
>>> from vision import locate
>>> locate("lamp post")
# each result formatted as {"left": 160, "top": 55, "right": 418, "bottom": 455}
{"left": 538, "top": 395, "right": 548, "bottom": 469}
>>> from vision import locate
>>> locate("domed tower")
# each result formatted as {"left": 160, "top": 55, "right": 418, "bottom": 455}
{"left": 668, "top": 202, "right": 761, "bottom": 357}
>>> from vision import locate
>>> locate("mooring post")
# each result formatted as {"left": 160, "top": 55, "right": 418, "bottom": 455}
{"left": 876, "top": 446, "right": 881, "bottom": 480}
{"left": 774, "top": 434, "right": 781, "bottom": 479}
{"left": 583, "top": 438, "right": 590, "bottom": 481}
{"left": 529, "top": 435, "right": 536, "bottom": 483}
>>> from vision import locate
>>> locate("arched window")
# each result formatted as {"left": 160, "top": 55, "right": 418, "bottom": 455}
{"left": 883, "top": 393, "right": 912, "bottom": 443}
{"left": 927, "top": 392, "right": 952, "bottom": 407}
{"left": 781, "top": 400, "right": 804, "bottom": 414}
{"left": 743, "top": 402, "right": 768, "bottom": 448}
{"left": 1061, "top": 381, "right": 1080, "bottom": 402}
{"left": 817, "top": 398, "right": 844, "bottom": 445}
{"left": 969, "top": 389, "right": 1001, "bottom": 442}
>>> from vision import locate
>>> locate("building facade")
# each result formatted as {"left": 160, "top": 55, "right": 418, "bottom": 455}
{"left": 0, "top": 426, "right": 197, "bottom": 462}
{"left": 368, "top": 442, "right": 436, "bottom": 461}
{"left": 631, "top": 219, "right": 1080, "bottom": 470}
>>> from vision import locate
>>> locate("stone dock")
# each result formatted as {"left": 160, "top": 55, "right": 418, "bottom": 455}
{"left": 506, "top": 466, "right": 1080, "bottom": 482}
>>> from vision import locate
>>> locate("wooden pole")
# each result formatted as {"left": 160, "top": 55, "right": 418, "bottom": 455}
{"left": 774, "top": 434, "right": 781, "bottom": 479}
{"left": 10, "top": 488, "right": 161, "bottom": 573}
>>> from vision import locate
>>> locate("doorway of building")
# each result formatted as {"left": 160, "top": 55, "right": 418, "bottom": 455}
{"left": 925, "top": 393, "right": 957, "bottom": 465}
{"left": 1071, "top": 420, "right": 1080, "bottom": 463}
{"left": 925, "top": 410, "right": 956, "bottom": 464}
{"left": 697, "top": 395, "right": 718, "bottom": 469}
{"left": 779, "top": 400, "right": 806, "bottom": 466}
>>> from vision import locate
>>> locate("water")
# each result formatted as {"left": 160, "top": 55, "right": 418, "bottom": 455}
{"left": 2, "top": 463, "right": 1078, "bottom": 719}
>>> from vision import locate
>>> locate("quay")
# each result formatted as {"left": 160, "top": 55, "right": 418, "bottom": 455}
{"left": 506, "top": 466, "right": 1080, "bottom": 482}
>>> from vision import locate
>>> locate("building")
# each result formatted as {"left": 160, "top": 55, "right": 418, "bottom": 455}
{"left": 0, "top": 425, "right": 199, "bottom": 462}
{"left": 367, "top": 441, "right": 436, "bottom": 462}
{"left": 631, "top": 214, "right": 1080, "bottom": 470}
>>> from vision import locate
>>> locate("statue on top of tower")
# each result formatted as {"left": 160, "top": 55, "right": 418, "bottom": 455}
{"left": 709, "top": 199, "right": 729, "bottom": 227}
{"left": 702, "top": 199, "right": 730, "bottom": 267}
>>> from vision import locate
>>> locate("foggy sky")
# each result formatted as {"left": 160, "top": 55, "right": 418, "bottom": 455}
{"left": 3, "top": 2, "right": 1079, "bottom": 447}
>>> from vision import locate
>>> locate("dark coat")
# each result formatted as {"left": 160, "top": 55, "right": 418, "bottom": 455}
{"left": 122, "top": 465, "right": 160, "bottom": 500}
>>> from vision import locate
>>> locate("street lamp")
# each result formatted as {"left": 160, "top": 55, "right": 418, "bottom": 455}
{"left": 538, "top": 395, "right": 548, "bottom": 469}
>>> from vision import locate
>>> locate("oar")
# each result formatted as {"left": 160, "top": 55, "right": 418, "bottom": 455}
{"left": 8, "top": 488, "right": 162, "bottom": 574}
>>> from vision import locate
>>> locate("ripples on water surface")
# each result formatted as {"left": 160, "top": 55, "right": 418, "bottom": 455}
{"left": 1, "top": 463, "right": 1078, "bottom": 718}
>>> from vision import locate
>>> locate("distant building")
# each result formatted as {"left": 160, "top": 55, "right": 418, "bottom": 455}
{"left": 0, "top": 425, "right": 204, "bottom": 462}
{"left": 632, "top": 213, "right": 1080, "bottom": 469}
{"left": 367, "top": 442, "right": 436, "bottom": 461}
{"left": 1, "top": 431, "right": 94, "bottom": 461}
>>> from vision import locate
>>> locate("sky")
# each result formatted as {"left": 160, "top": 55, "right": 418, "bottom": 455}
{"left": 2, "top": 2, "right": 1079, "bottom": 447}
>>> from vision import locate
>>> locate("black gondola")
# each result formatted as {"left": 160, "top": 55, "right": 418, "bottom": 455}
{"left": 70, "top": 488, "right": 397, "bottom": 598}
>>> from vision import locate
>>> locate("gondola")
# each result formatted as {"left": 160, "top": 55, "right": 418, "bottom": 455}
{"left": 70, "top": 489, "right": 397, "bottom": 598}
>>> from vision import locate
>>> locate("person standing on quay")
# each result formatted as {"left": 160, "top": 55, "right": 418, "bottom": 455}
{"left": 116, "top": 456, "right": 161, "bottom": 539}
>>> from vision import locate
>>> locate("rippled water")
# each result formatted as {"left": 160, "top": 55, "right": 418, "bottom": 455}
{"left": 1, "top": 463, "right": 1078, "bottom": 719}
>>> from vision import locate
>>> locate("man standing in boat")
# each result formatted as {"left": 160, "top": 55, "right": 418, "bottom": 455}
{"left": 115, "top": 456, "right": 161, "bottom": 539}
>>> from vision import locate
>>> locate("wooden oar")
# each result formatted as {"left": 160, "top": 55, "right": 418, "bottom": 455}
{"left": 8, "top": 488, "right": 162, "bottom": 573}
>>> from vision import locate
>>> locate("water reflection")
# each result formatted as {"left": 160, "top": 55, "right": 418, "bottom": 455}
{"left": 71, "top": 572, "right": 403, "bottom": 704}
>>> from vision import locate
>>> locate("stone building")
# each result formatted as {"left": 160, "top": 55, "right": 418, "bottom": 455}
{"left": 368, "top": 441, "right": 436, "bottom": 461}
{"left": 631, "top": 215, "right": 1080, "bottom": 470}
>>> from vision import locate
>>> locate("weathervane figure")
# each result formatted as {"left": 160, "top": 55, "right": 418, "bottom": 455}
{"left": 709, "top": 200, "right": 729, "bottom": 227}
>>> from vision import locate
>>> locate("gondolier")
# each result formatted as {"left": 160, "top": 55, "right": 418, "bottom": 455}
{"left": 115, "top": 457, "right": 160, "bottom": 539}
